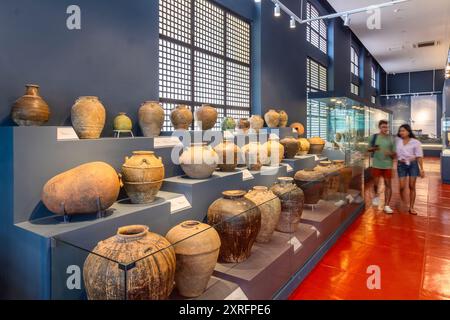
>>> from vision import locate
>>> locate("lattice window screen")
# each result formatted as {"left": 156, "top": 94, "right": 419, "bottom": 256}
{"left": 195, "top": 0, "right": 224, "bottom": 55}
{"left": 226, "top": 108, "right": 250, "bottom": 120}
{"left": 306, "top": 2, "right": 327, "bottom": 54}
{"left": 159, "top": 0, "right": 191, "bottom": 44}
{"left": 227, "top": 14, "right": 251, "bottom": 64}
{"left": 226, "top": 62, "right": 250, "bottom": 108}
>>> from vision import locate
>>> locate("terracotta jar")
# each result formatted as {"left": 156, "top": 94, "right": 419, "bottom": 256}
{"left": 279, "top": 110, "right": 288, "bottom": 127}
{"left": 290, "top": 122, "right": 305, "bottom": 136}
{"left": 280, "top": 136, "right": 300, "bottom": 159}
{"left": 249, "top": 115, "right": 264, "bottom": 133}
{"left": 214, "top": 139, "right": 241, "bottom": 172}
{"left": 121, "top": 151, "right": 165, "bottom": 204}
{"left": 113, "top": 112, "right": 133, "bottom": 131}
{"left": 195, "top": 105, "right": 218, "bottom": 130}
{"left": 270, "top": 177, "right": 304, "bottom": 233}
{"left": 11, "top": 84, "right": 50, "bottom": 126}
{"left": 221, "top": 117, "right": 236, "bottom": 131}
{"left": 316, "top": 161, "right": 340, "bottom": 199}
{"left": 83, "top": 225, "right": 176, "bottom": 300}
{"left": 42, "top": 162, "right": 120, "bottom": 216}
{"left": 339, "top": 166, "right": 353, "bottom": 193}
{"left": 245, "top": 186, "right": 281, "bottom": 243}
{"left": 308, "top": 137, "right": 326, "bottom": 155}
{"left": 179, "top": 143, "right": 219, "bottom": 179}
{"left": 170, "top": 105, "right": 193, "bottom": 130}
{"left": 237, "top": 118, "right": 250, "bottom": 133}
{"left": 166, "top": 221, "right": 221, "bottom": 298}
{"left": 241, "top": 142, "right": 267, "bottom": 171}
{"left": 71, "top": 96, "right": 106, "bottom": 139}
{"left": 297, "top": 138, "right": 311, "bottom": 155}
{"left": 264, "top": 109, "right": 280, "bottom": 128}
{"left": 207, "top": 190, "right": 261, "bottom": 263}
{"left": 139, "top": 101, "right": 164, "bottom": 137}
{"left": 262, "top": 137, "right": 285, "bottom": 165}
{"left": 294, "top": 169, "right": 325, "bottom": 205}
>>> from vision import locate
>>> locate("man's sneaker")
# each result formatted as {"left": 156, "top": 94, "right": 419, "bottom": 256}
{"left": 372, "top": 197, "right": 380, "bottom": 207}
{"left": 384, "top": 206, "right": 394, "bottom": 214}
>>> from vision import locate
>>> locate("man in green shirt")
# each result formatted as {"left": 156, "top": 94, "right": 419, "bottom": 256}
{"left": 368, "top": 120, "right": 396, "bottom": 214}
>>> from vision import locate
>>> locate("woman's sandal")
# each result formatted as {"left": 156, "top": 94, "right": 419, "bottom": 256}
{"left": 409, "top": 208, "right": 418, "bottom": 215}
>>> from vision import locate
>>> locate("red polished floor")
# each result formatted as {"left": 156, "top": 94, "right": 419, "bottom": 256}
{"left": 290, "top": 158, "right": 450, "bottom": 300}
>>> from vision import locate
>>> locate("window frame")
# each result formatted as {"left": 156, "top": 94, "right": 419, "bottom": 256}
{"left": 350, "top": 46, "right": 359, "bottom": 77}
{"left": 306, "top": 57, "right": 328, "bottom": 93}
{"left": 306, "top": 56, "right": 328, "bottom": 139}
{"left": 371, "top": 65, "right": 377, "bottom": 89}
{"left": 306, "top": 2, "right": 328, "bottom": 54}
{"left": 351, "top": 83, "right": 360, "bottom": 96}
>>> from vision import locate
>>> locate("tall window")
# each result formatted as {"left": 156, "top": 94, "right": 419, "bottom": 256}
{"left": 371, "top": 65, "right": 377, "bottom": 88}
{"left": 159, "top": 0, "right": 251, "bottom": 131}
{"left": 351, "top": 46, "right": 359, "bottom": 76}
{"left": 371, "top": 96, "right": 376, "bottom": 104}
{"left": 306, "top": 57, "right": 327, "bottom": 92}
{"left": 351, "top": 83, "right": 359, "bottom": 96}
{"left": 306, "top": 57, "right": 328, "bottom": 139}
{"left": 306, "top": 2, "right": 327, "bottom": 54}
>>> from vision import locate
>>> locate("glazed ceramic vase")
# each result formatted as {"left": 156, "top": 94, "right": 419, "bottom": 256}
{"left": 121, "top": 151, "right": 165, "bottom": 204}
{"left": 245, "top": 186, "right": 281, "bottom": 243}
{"left": 11, "top": 84, "right": 50, "bottom": 126}
{"left": 42, "top": 162, "right": 120, "bottom": 215}
{"left": 237, "top": 118, "right": 250, "bottom": 133}
{"left": 195, "top": 105, "right": 218, "bottom": 130}
{"left": 280, "top": 136, "right": 300, "bottom": 159}
{"left": 270, "top": 177, "right": 304, "bottom": 233}
{"left": 308, "top": 137, "right": 326, "bottom": 155}
{"left": 221, "top": 117, "right": 236, "bottom": 131}
{"left": 279, "top": 110, "right": 288, "bottom": 127}
{"left": 139, "top": 101, "right": 164, "bottom": 137}
{"left": 71, "top": 96, "right": 106, "bottom": 139}
{"left": 214, "top": 139, "right": 241, "bottom": 172}
{"left": 113, "top": 113, "right": 132, "bottom": 131}
{"left": 290, "top": 122, "right": 305, "bottom": 136}
{"left": 166, "top": 221, "right": 221, "bottom": 298}
{"left": 263, "top": 137, "right": 285, "bottom": 165}
{"left": 297, "top": 138, "right": 311, "bottom": 155}
{"left": 207, "top": 190, "right": 261, "bottom": 263}
{"left": 241, "top": 142, "right": 267, "bottom": 171}
{"left": 264, "top": 109, "right": 280, "bottom": 128}
{"left": 249, "top": 115, "right": 264, "bottom": 133}
{"left": 179, "top": 143, "right": 219, "bottom": 179}
{"left": 294, "top": 169, "right": 325, "bottom": 205}
{"left": 171, "top": 105, "right": 193, "bottom": 130}
{"left": 83, "top": 225, "right": 176, "bottom": 300}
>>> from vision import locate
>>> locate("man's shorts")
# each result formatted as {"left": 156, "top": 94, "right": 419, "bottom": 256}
{"left": 372, "top": 168, "right": 392, "bottom": 180}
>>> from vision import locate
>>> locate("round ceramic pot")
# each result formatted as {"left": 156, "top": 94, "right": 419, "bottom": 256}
{"left": 11, "top": 84, "right": 50, "bottom": 126}
{"left": 214, "top": 140, "right": 241, "bottom": 172}
{"left": 249, "top": 115, "right": 264, "bottom": 133}
{"left": 221, "top": 117, "right": 236, "bottom": 131}
{"left": 170, "top": 105, "right": 193, "bottom": 130}
{"left": 237, "top": 118, "right": 250, "bottom": 133}
{"left": 195, "top": 105, "right": 218, "bottom": 130}
{"left": 290, "top": 122, "right": 305, "bottom": 136}
{"left": 316, "top": 161, "right": 339, "bottom": 199}
{"left": 280, "top": 136, "right": 300, "bottom": 159}
{"left": 264, "top": 109, "right": 280, "bottom": 128}
{"left": 139, "top": 101, "right": 164, "bottom": 137}
{"left": 278, "top": 110, "right": 288, "bottom": 127}
{"left": 241, "top": 142, "right": 267, "bottom": 171}
{"left": 113, "top": 112, "right": 133, "bottom": 131}
{"left": 308, "top": 137, "right": 326, "bottom": 155}
{"left": 179, "top": 143, "right": 219, "bottom": 179}
{"left": 71, "top": 96, "right": 106, "bottom": 139}
{"left": 297, "top": 138, "right": 311, "bottom": 155}
{"left": 294, "top": 169, "right": 325, "bottom": 205}
{"left": 262, "top": 138, "right": 285, "bottom": 165}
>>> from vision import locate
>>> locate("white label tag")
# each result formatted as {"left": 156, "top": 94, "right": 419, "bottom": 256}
{"left": 57, "top": 127, "right": 79, "bottom": 140}
{"left": 225, "top": 287, "right": 248, "bottom": 300}
{"left": 346, "top": 194, "right": 354, "bottom": 204}
{"left": 154, "top": 136, "right": 182, "bottom": 149}
{"left": 282, "top": 163, "right": 294, "bottom": 172}
{"left": 288, "top": 236, "right": 303, "bottom": 252}
{"left": 292, "top": 128, "right": 297, "bottom": 134}
{"left": 314, "top": 155, "right": 319, "bottom": 162}
{"left": 310, "top": 226, "right": 321, "bottom": 238}
{"left": 169, "top": 196, "right": 191, "bottom": 214}
{"left": 242, "top": 169, "right": 254, "bottom": 181}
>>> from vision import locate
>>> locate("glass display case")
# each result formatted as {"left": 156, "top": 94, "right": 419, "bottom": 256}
{"left": 442, "top": 117, "right": 450, "bottom": 151}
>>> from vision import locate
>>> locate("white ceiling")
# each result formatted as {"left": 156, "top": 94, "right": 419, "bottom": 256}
{"left": 327, "top": 0, "right": 450, "bottom": 73}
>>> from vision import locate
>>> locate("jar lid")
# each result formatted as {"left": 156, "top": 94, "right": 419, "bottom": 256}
{"left": 223, "top": 190, "right": 247, "bottom": 199}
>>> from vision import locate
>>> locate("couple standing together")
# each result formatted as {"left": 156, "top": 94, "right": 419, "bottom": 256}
{"left": 368, "top": 120, "right": 425, "bottom": 215}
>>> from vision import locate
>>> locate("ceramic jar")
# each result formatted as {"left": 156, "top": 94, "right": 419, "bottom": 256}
{"left": 221, "top": 117, "right": 236, "bottom": 131}
{"left": 339, "top": 166, "right": 353, "bottom": 193}
{"left": 316, "top": 161, "right": 340, "bottom": 199}
{"left": 121, "top": 151, "right": 165, "bottom": 204}
{"left": 245, "top": 186, "right": 281, "bottom": 243}
{"left": 294, "top": 169, "right": 325, "bottom": 205}
{"left": 71, "top": 96, "right": 106, "bottom": 139}
{"left": 42, "top": 162, "right": 120, "bottom": 216}
{"left": 179, "top": 143, "right": 219, "bottom": 179}
{"left": 279, "top": 110, "right": 288, "bottom": 127}
{"left": 241, "top": 142, "right": 267, "bottom": 171}
{"left": 280, "top": 136, "right": 300, "bottom": 159}
{"left": 263, "top": 137, "right": 285, "bottom": 165}
{"left": 83, "top": 225, "right": 176, "bottom": 300}
{"left": 214, "top": 139, "right": 241, "bottom": 172}
{"left": 270, "top": 177, "right": 304, "bottom": 233}
{"left": 308, "top": 137, "right": 326, "bottom": 155}
{"left": 249, "top": 115, "right": 264, "bottom": 133}
{"left": 11, "top": 84, "right": 50, "bottom": 126}
{"left": 113, "top": 113, "right": 132, "bottom": 131}
{"left": 297, "top": 138, "right": 311, "bottom": 155}
{"left": 166, "top": 221, "right": 221, "bottom": 298}
{"left": 170, "top": 105, "right": 193, "bottom": 130}
{"left": 290, "top": 122, "right": 305, "bottom": 136}
{"left": 237, "top": 118, "right": 250, "bottom": 133}
{"left": 195, "top": 105, "right": 218, "bottom": 130}
{"left": 264, "top": 109, "right": 280, "bottom": 128}
{"left": 139, "top": 101, "right": 164, "bottom": 137}
{"left": 207, "top": 190, "right": 261, "bottom": 263}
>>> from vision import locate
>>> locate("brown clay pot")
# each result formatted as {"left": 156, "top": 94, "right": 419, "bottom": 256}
{"left": 249, "top": 115, "right": 264, "bottom": 133}
{"left": 339, "top": 166, "right": 353, "bottom": 193}
{"left": 270, "top": 177, "right": 304, "bottom": 233}
{"left": 294, "top": 169, "right": 325, "bottom": 205}
{"left": 237, "top": 118, "right": 250, "bottom": 133}
{"left": 42, "top": 162, "right": 120, "bottom": 216}
{"left": 279, "top": 110, "right": 288, "bottom": 127}
{"left": 245, "top": 186, "right": 281, "bottom": 243}
{"left": 139, "top": 101, "right": 164, "bottom": 137}
{"left": 71, "top": 96, "right": 106, "bottom": 139}
{"left": 315, "top": 162, "right": 340, "bottom": 199}
{"left": 121, "top": 151, "right": 165, "bottom": 204}
{"left": 308, "top": 137, "right": 326, "bottom": 155}
{"left": 264, "top": 109, "right": 280, "bottom": 128}
{"left": 280, "top": 136, "right": 300, "bottom": 159}
{"left": 83, "top": 225, "right": 176, "bottom": 300}
{"left": 262, "top": 137, "right": 285, "bottom": 165}
{"left": 11, "top": 84, "right": 50, "bottom": 126}
{"left": 166, "top": 221, "right": 221, "bottom": 298}
{"left": 179, "top": 143, "right": 219, "bottom": 179}
{"left": 170, "top": 105, "right": 193, "bottom": 130}
{"left": 195, "top": 105, "right": 218, "bottom": 130}
{"left": 297, "top": 138, "right": 311, "bottom": 155}
{"left": 214, "top": 140, "right": 241, "bottom": 172}
{"left": 290, "top": 122, "right": 305, "bottom": 136}
{"left": 207, "top": 190, "right": 261, "bottom": 263}
{"left": 241, "top": 142, "right": 267, "bottom": 171}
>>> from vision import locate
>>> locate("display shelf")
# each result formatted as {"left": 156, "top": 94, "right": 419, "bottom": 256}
{"left": 288, "top": 223, "right": 321, "bottom": 274}
{"left": 170, "top": 277, "right": 242, "bottom": 301}
{"left": 300, "top": 200, "right": 342, "bottom": 243}
{"left": 282, "top": 156, "right": 316, "bottom": 173}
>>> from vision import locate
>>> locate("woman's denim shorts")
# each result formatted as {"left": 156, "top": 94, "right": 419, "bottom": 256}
{"left": 397, "top": 161, "right": 420, "bottom": 178}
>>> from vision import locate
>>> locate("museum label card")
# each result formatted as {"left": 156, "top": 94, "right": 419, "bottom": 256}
{"left": 154, "top": 136, "right": 182, "bottom": 149}
{"left": 288, "top": 236, "right": 303, "bottom": 253}
{"left": 169, "top": 195, "right": 191, "bottom": 214}
{"left": 242, "top": 169, "right": 254, "bottom": 181}
{"left": 310, "top": 225, "right": 321, "bottom": 238}
{"left": 281, "top": 163, "right": 294, "bottom": 172}
{"left": 225, "top": 287, "right": 248, "bottom": 300}
{"left": 57, "top": 127, "right": 79, "bottom": 140}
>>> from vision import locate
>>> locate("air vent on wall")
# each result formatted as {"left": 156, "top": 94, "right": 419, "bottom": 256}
{"left": 413, "top": 41, "right": 440, "bottom": 48}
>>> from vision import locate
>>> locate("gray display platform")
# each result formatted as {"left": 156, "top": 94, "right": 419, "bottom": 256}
{"left": 288, "top": 223, "right": 321, "bottom": 274}
{"left": 301, "top": 200, "right": 342, "bottom": 243}
{"left": 170, "top": 277, "right": 242, "bottom": 301}
{"left": 282, "top": 156, "right": 316, "bottom": 172}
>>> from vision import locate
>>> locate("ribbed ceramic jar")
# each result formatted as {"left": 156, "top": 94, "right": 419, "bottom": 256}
{"left": 11, "top": 84, "right": 50, "bottom": 126}
{"left": 139, "top": 101, "right": 164, "bottom": 137}
{"left": 280, "top": 136, "right": 300, "bottom": 159}
{"left": 241, "top": 142, "right": 267, "bottom": 171}
{"left": 270, "top": 177, "right": 304, "bottom": 233}
{"left": 113, "top": 112, "right": 133, "bottom": 131}
{"left": 297, "top": 138, "right": 311, "bottom": 155}
{"left": 166, "top": 221, "right": 221, "bottom": 298}
{"left": 264, "top": 109, "right": 280, "bottom": 128}
{"left": 263, "top": 138, "right": 285, "bottom": 165}
{"left": 294, "top": 169, "right": 325, "bottom": 205}
{"left": 170, "top": 105, "right": 193, "bottom": 130}
{"left": 214, "top": 140, "right": 241, "bottom": 172}
{"left": 179, "top": 143, "right": 219, "bottom": 179}
{"left": 245, "top": 186, "right": 281, "bottom": 243}
{"left": 279, "top": 110, "right": 288, "bottom": 127}
{"left": 249, "top": 115, "right": 264, "bottom": 133}
{"left": 195, "top": 105, "right": 218, "bottom": 130}
{"left": 207, "top": 190, "right": 261, "bottom": 263}
{"left": 83, "top": 225, "right": 176, "bottom": 300}
{"left": 308, "top": 137, "right": 326, "bottom": 155}
{"left": 71, "top": 96, "right": 106, "bottom": 139}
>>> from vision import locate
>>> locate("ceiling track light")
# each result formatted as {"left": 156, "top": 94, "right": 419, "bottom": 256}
{"left": 274, "top": 3, "right": 281, "bottom": 17}
{"left": 343, "top": 14, "right": 351, "bottom": 27}
{"left": 290, "top": 16, "right": 296, "bottom": 29}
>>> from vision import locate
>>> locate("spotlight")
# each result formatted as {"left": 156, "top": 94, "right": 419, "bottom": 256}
{"left": 254, "top": 0, "right": 261, "bottom": 2}
{"left": 290, "top": 16, "right": 296, "bottom": 29}
{"left": 343, "top": 14, "right": 351, "bottom": 27}
{"left": 274, "top": 4, "right": 281, "bottom": 17}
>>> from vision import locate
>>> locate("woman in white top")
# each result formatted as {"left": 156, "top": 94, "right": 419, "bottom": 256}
{"left": 396, "top": 124, "right": 425, "bottom": 215}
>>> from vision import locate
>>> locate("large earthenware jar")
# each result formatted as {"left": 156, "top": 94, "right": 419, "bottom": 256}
{"left": 242, "top": 142, "right": 267, "bottom": 171}
{"left": 237, "top": 118, "right": 250, "bottom": 133}
{"left": 166, "top": 221, "right": 221, "bottom": 298}
{"left": 11, "top": 84, "right": 50, "bottom": 126}
{"left": 270, "top": 177, "right": 304, "bottom": 233}
{"left": 71, "top": 96, "right": 106, "bottom": 139}
{"left": 214, "top": 139, "right": 241, "bottom": 172}
{"left": 83, "top": 225, "right": 176, "bottom": 300}
{"left": 139, "top": 101, "right": 164, "bottom": 137}
{"left": 207, "top": 190, "right": 261, "bottom": 263}
{"left": 245, "top": 186, "right": 281, "bottom": 243}
{"left": 308, "top": 137, "right": 326, "bottom": 155}
{"left": 249, "top": 115, "right": 264, "bottom": 133}
{"left": 297, "top": 138, "right": 311, "bottom": 155}
{"left": 221, "top": 117, "right": 236, "bottom": 131}
{"left": 121, "top": 151, "right": 165, "bottom": 204}
{"left": 316, "top": 161, "right": 339, "bottom": 199}
{"left": 339, "top": 166, "right": 353, "bottom": 193}
{"left": 42, "top": 162, "right": 120, "bottom": 216}
{"left": 171, "top": 105, "right": 193, "bottom": 130}
{"left": 280, "top": 136, "right": 300, "bottom": 159}
{"left": 195, "top": 105, "right": 218, "bottom": 130}
{"left": 179, "top": 143, "right": 219, "bottom": 179}
{"left": 263, "top": 136, "right": 285, "bottom": 165}
{"left": 294, "top": 169, "right": 325, "bottom": 205}
{"left": 290, "top": 122, "right": 305, "bottom": 136}
{"left": 279, "top": 110, "right": 288, "bottom": 127}
{"left": 113, "top": 112, "right": 133, "bottom": 131}
{"left": 264, "top": 109, "right": 280, "bottom": 128}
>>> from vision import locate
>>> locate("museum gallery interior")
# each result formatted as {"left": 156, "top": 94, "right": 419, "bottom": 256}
{"left": 0, "top": 0, "right": 449, "bottom": 301}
